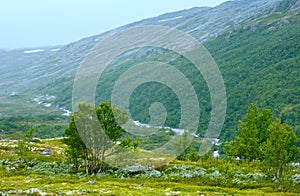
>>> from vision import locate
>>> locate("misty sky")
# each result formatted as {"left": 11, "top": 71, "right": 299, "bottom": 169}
{"left": 0, "top": 0, "right": 227, "bottom": 49}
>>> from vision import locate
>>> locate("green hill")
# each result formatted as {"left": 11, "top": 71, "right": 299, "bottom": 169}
{"left": 0, "top": 0, "right": 299, "bottom": 142}
{"left": 94, "top": 8, "right": 300, "bottom": 141}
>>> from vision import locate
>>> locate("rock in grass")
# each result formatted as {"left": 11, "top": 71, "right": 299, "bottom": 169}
{"left": 140, "top": 183, "right": 146, "bottom": 187}
{"left": 86, "top": 180, "right": 95, "bottom": 185}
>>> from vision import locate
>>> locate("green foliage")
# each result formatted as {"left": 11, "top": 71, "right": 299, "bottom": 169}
{"left": 0, "top": 115, "right": 66, "bottom": 140}
{"left": 225, "top": 104, "right": 298, "bottom": 179}
{"left": 63, "top": 115, "right": 87, "bottom": 172}
{"left": 187, "top": 151, "right": 201, "bottom": 162}
{"left": 205, "top": 12, "right": 300, "bottom": 140}
{"left": 224, "top": 104, "right": 272, "bottom": 160}
{"left": 90, "top": 10, "right": 300, "bottom": 143}
{"left": 63, "top": 101, "right": 137, "bottom": 174}
{"left": 260, "top": 119, "right": 298, "bottom": 179}
{"left": 120, "top": 137, "right": 140, "bottom": 150}
{"left": 96, "top": 101, "right": 125, "bottom": 142}
{"left": 17, "top": 128, "right": 35, "bottom": 156}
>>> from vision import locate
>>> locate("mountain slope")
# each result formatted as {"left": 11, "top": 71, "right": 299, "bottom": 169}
{"left": 0, "top": 0, "right": 288, "bottom": 94}
{"left": 0, "top": 0, "right": 299, "bottom": 141}
{"left": 204, "top": 8, "right": 300, "bottom": 139}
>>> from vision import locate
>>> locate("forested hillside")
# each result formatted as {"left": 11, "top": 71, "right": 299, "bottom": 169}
{"left": 205, "top": 7, "right": 300, "bottom": 140}
{"left": 95, "top": 7, "right": 300, "bottom": 141}
{"left": 0, "top": 0, "right": 299, "bottom": 142}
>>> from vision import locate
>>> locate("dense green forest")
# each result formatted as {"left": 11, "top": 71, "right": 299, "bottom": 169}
{"left": 205, "top": 11, "right": 300, "bottom": 141}
{"left": 93, "top": 10, "right": 300, "bottom": 142}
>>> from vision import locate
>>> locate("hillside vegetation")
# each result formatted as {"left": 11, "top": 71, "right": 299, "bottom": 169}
{"left": 0, "top": 0, "right": 299, "bottom": 142}
{"left": 94, "top": 8, "right": 300, "bottom": 141}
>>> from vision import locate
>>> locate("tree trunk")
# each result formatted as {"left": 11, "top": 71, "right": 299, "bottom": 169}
{"left": 98, "top": 137, "right": 107, "bottom": 173}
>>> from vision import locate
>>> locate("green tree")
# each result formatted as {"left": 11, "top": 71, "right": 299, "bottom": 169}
{"left": 96, "top": 102, "right": 125, "bottom": 141}
{"left": 95, "top": 101, "right": 126, "bottom": 172}
{"left": 257, "top": 109, "right": 273, "bottom": 145}
{"left": 260, "top": 119, "right": 298, "bottom": 179}
{"left": 63, "top": 101, "right": 137, "bottom": 174}
{"left": 63, "top": 115, "right": 89, "bottom": 173}
{"left": 224, "top": 104, "right": 299, "bottom": 179}
{"left": 17, "top": 128, "right": 35, "bottom": 156}
{"left": 224, "top": 104, "right": 272, "bottom": 160}
{"left": 235, "top": 104, "right": 260, "bottom": 160}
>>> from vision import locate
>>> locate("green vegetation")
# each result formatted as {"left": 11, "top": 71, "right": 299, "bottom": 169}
{"left": 261, "top": 119, "right": 298, "bottom": 179}
{"left": 224, "top": 104, "right": 298, "bottom": 179}
{"left": 91, "top": 9, "right": 300, "bottom": 143}
{"left": 16, "top": 128, "right": 35, "bottom": 156}
{"left": 0, "top": 2, "right": 299, "bottom": 195}
{"left": 0, "top": 93, "right": 68, "bottom": 139}
{"left": 1, "top": 4, "right": 299, "bottom": 144}
{"left": 1, "top": 139, "right": 299, "bottom": 195}
{"left": 0, "top": 113, "right": 67, "bottom": 140}
{"left": 2, "top": 102, "right": 299, "bottom": 194}
{"left": 64, "top": 102, "right": 139, "bottom": 174}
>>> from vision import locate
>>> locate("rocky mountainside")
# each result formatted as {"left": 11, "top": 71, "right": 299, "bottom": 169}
{"left": 0, "top": 0, "right": 299, "bottom": 140}
{"left": 0, "top": 0, "right": 294, "bottom": 94}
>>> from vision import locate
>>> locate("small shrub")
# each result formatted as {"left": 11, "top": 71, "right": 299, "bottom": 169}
{"left": 232, "top": 178, "right": 246, "bottom": 185}
{"left": 292, "top": 174, "right": 300, "bottom": 184}
{"left": 137, "top": 169, "right": 162, "bottom": 178}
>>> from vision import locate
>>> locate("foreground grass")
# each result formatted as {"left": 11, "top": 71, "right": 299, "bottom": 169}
{"left": 0, "top": 138, "right": 299, "bottom": 195}
{"left": 1, "top": 173, "right": 297, "bottom": 195}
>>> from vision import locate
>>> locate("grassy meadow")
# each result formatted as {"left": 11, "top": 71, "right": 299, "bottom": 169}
{"left": 0, "top": 138, "right": 299, "bottom": 195}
